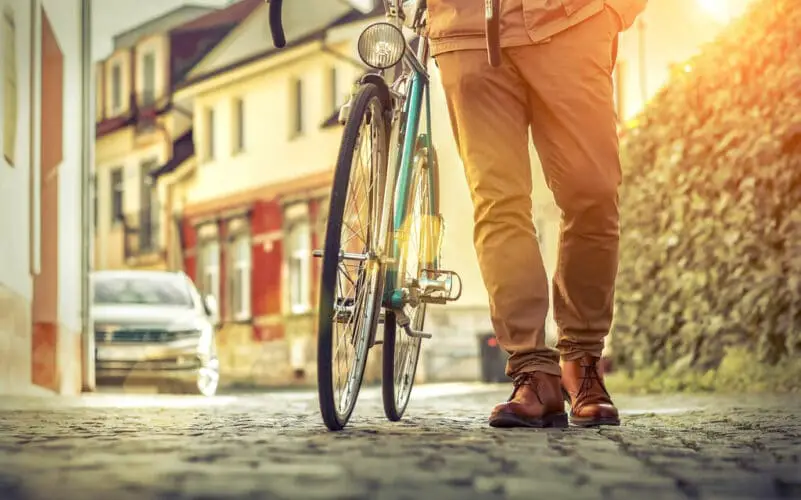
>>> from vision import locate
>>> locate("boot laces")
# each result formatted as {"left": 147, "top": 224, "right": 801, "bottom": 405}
{"left": 577, "top": 358, "right": 611, "bottom": 402}
{"left": 508, "top": 373, "right": 543, "bottom": 404}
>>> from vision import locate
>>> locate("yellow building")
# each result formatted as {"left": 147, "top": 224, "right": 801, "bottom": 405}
{"left": 93, "top": 1, "right": 261, "bottom": 271}
{"left": 154, "top": 1, "right": 382, "bottom": 386}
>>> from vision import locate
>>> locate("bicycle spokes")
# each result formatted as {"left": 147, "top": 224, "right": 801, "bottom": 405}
{"left": 327, "top": 104, "right": 383, "bottom": 416}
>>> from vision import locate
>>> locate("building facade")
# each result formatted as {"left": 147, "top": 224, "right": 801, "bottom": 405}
{"left": 93, "top": 0, "right": 261, "bottom": 272}
{"left": 155, "top": 1, "right": 378, "bottom": 386}
{"left": 0, "top": 0, "right": 90, "bottom": 395}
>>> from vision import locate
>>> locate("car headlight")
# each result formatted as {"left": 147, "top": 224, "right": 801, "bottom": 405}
{"left": 357, "top": 22, "right": 406, "bottom": 70}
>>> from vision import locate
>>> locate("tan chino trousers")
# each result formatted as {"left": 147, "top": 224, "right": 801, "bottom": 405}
{"left": 436, "top": 8, "right": 622, "bottom": 378}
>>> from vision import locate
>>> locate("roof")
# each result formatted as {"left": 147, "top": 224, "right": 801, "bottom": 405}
{"left": 97, "top": 1, "right": 263, "bottom": 137}
{"left": 112, "top": 5, "right": 219, "bottom": 51}
{"left": 172, "top": 0, "right": 263, "bottom": 32}
{"left": 176, "top": 2, "right": 384, "bottom": 90}
{"left": 169, "top": 0, "right": 264, "bottom": 87}
{"left": 151, "top": 128, "right": 195, "bottom": 179}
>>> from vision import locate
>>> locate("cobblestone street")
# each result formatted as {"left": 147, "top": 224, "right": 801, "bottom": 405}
{"left": 0, "top": 384, "right": 799, "bottom": 500}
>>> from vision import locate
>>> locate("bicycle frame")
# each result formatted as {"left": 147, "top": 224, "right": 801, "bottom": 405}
{"left": 375, "top": 0, "right": 440, "bottom": 311}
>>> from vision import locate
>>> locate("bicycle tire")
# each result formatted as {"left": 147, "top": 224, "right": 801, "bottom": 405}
{"left": 317, "top": 82, "right": 389, "bottom": 431}
{"left": 382, "top": 139, "right": 439, "bottom": 422}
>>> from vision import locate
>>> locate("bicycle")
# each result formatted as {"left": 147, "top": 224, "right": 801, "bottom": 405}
{"left": 269, "top": 0, "right": 501, "bottom": 431}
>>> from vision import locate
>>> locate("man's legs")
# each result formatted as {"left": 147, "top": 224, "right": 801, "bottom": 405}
{"left": 436, "top": 49, "right": 566, "bottom": 427}
{"left": 509, "top": 7, "right": 623, "bottom": 426}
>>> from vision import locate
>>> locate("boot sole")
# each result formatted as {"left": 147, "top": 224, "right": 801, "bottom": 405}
{"left": 569, "top": 415, "right": 621, "bottom": 427}
{"left": 489, "top": 412, "right": 569, "bottom": 429}
{"left": 561, "top": 388, "right": 621, "bottom": 427}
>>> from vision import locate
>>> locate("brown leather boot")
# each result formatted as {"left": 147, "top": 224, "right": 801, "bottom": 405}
{"left": 561, "top": 355, "right": 620, "bottom": 427}
{"left": 488, "top": 371, "right": 568, "bottom": 428}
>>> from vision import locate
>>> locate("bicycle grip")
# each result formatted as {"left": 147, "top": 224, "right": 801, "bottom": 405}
{"left": 485, "top": 0, "right": 501, "bottom": 67}
{"left": 269, "top": 0, "right": 286, "bottom": 48}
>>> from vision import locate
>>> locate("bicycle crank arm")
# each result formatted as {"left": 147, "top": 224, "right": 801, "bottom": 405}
{"left": 395, "top": 309, "right": 432, "bottom": 339}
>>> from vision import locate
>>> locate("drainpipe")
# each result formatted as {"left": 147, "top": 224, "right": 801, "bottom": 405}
{"left": 80, "top": 0, "right": 95, "bottom": 392}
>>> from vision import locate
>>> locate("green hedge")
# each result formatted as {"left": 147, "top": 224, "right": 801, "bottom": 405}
{"left": 609, "top": 0, "right": 801, "bottom": 386}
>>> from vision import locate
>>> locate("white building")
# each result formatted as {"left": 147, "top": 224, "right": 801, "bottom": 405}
{"left": 0, "top": 0, "right": 91, "bottom": 395}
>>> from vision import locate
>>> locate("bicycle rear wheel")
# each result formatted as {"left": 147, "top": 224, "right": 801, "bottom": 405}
{"left": 317, "top": 83, "right": 389, "bottom": 431}
{"left": 382, "top": 139, "right": 439, "bottom": 421}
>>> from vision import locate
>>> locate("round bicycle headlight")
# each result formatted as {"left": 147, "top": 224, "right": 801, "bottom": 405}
{"left": 357, "top": 22, "right": 406, "bottom": 70}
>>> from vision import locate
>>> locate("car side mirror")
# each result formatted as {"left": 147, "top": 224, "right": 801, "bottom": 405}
{"left": 203, "top": 295, "right": 219, "bottom": 322}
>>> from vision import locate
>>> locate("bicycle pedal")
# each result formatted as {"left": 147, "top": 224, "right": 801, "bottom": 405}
{"left": 418, "top": 268, "right": 463, "bottom": 303}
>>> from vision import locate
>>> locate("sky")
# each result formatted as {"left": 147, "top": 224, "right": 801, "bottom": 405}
{"left": 91, "top": 0, "right": 232, "bottom": 59}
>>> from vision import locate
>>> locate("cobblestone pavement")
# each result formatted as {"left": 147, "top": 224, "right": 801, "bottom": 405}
{"left": 0, "top": 384, "right": 799, "bottom": 500}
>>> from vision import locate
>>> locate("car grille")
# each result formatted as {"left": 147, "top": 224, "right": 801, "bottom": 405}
{"left": 94, "top": 329, "right": 199, "bottom": 343}
{"left": 96, "top": 358, "right": 201, "bottom": 371}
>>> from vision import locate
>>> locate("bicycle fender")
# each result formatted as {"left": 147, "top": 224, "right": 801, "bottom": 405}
{"left": 358, "top": 73, "right": 392, "bottom": 110}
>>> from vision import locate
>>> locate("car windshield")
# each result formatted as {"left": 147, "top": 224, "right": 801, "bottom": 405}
{"left": 93, "top": 274, "right": 194, "bottom": 308}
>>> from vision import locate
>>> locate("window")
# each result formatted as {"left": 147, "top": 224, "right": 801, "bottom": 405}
{"left": 110, "top": 168, "right": 124, "bottom": 224}
{"left": 328, "top": 67, "right": 339, "bottom": 114}
{"left": 291, "top": 78, "right": 304, "bottom": 137}
{"left": 142, "top": 52, "right": 156, "bottom": 106}
{"left": 139, "top": 159, "right": 159, "bottom": 250}
{"left": 111, "top": 63, "right": 122, "bottom": 113}
{"left": 285, "top": 204, "right": 311, "bottom": 314}
{"left": 205, "top": 108, "right": 215, "bottom": 161}
{"left": 233, "top": 98, "right": 245, "bottom": 153}
{"left": 228, "top": 232, "right": 252, "bottom": 320}
{"left": 199, "top": 239, "right": 220, "bottom": 304}
{"left": 3, "top": 7, "right": 17, "bottom": 165}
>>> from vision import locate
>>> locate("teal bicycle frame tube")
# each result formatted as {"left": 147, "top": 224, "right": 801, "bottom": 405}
{"left": 383, "top": 66, "right": 437, "bottom": 307}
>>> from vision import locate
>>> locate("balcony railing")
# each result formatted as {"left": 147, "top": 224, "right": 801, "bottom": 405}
{"left": 121, "top": 207, "right": 162, "bottom": 261}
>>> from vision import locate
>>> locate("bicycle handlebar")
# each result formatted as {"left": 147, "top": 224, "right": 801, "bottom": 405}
{"left": 269, "top": 0, "right": 286, "bottom": 48}
{"left": 485, "top": 0, "right": 501, "bottom": 67}
{"left": 268, "top": 0, "right": 497, "bottom": 65}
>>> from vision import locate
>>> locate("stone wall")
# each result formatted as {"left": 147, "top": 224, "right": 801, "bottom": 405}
{"left": 214, "top": 304, "right": 502, "bottom": 388}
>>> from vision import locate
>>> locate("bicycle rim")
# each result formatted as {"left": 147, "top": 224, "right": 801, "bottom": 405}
{"left": 317, "top": 83, "right": 388, "bottom": 431}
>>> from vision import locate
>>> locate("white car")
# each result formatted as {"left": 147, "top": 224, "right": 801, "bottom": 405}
{"left": 91, "top": 270, "right": 220, "bottom": 396}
